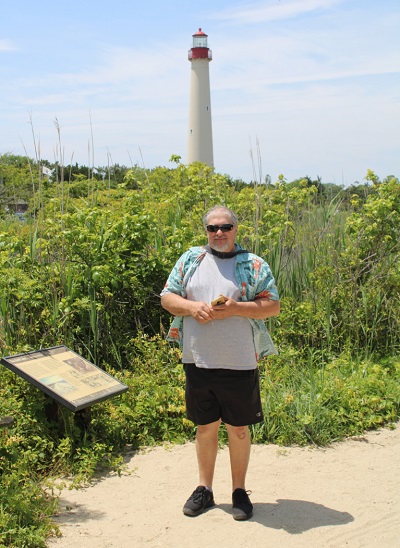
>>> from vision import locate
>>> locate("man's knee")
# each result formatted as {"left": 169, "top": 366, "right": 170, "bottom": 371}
{"left": 227, "top": 424, "right": 249, "bottom": 440}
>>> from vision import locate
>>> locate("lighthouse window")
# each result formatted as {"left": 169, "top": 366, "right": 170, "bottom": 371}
{"left": 193, "top": 37, "right": 207, "bottom": 48}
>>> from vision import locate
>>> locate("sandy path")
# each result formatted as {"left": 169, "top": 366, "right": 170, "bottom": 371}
{"left": 47, "top": 424, "right": 400, "bottom": 547}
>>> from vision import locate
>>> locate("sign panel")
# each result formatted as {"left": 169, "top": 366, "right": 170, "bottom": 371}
{"left": 1, "top": 345, "right": 128, "bottom": 412}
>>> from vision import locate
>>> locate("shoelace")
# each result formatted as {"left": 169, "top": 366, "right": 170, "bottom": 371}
{"left": 191, "top": 488, "right": 207, "bottom": 503}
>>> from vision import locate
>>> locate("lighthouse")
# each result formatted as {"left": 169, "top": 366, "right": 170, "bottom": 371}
{"left": 187, "top": 28, "right": 214, "bottom": 167}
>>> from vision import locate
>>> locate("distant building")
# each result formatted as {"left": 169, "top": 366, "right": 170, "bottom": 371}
{"left": 5, "top": 199, "right": 28, "bottom": 219}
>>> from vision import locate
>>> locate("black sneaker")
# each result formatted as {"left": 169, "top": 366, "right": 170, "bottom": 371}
{"left": 183, "top": 486, "right": 215, "bottom": 516}
{"left": 232, "top": 488, "right": 253, "bottom": 520}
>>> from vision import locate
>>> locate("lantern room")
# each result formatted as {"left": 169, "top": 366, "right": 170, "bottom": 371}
{"left": 188, "top": 28, "right": 212, "bottom": 61}
{"left": 193, "top": 28, "right": 208, "bottom": 48}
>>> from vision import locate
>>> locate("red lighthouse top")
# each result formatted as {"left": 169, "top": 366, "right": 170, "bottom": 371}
{"left": 188, "top": 28, "right": 212, "bottom": 61}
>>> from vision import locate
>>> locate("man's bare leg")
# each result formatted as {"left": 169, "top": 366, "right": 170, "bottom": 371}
{"left": 226, "top": 424, "right": 251, "bottom": 490}
{"left": 196, "top": 419, "right": 221, "bottom": 488}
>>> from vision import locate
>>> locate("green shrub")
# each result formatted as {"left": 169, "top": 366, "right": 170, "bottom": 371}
{"left": 253, "top": 351, "right": 400, "bottom": 445}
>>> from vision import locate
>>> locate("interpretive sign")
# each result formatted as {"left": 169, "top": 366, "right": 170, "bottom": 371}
{"left": 1, "top": 345, "right": 128, "bottom": 412}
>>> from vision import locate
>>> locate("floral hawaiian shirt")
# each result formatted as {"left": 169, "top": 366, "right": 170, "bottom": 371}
{"left": 161, "top": 245, "right": 279, "bottom": 359}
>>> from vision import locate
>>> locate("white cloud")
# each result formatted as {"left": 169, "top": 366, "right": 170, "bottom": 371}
{"left": 209, "top": 9, "right": 400, "bottom": 95}
{"left": 215, "top": 0, "right": 344, "bottom": 25}
{"left": 11, "top": 42, "right": 188, "bottom": 110}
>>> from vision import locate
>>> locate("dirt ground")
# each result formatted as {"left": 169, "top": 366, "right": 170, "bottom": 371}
{"left": 47, "top": 424, "right": 400, "bottom": 547}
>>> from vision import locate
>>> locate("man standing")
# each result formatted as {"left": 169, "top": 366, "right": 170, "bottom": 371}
{"left": 161, "top": 206, "right": 280, "bottom": 520}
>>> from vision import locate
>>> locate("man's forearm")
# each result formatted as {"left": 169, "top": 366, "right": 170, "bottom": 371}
{"left": 234, "top": 298, "right": 280, "bottom": 320}
{"left": 211, "top": 297, "right": 280, "bottom": 321}
{"left": 161, "top": 292, "right": 194, "bottom": 316}
{"left": 161, "top": 292, "right": 280, "bottom": 322}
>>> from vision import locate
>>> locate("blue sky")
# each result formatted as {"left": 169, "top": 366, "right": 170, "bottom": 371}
{"left": 1, "top": 0, "right": 399, "bottom": 185}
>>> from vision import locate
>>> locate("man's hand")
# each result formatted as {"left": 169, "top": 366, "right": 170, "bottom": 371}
{"left": 161, "top": 293, "right": 215, "bottom": 323}
{"left": 211, "top": 297, "right": 238, "bottom": 319}
{"left": 190, "top": 301, "right": 215, "bottom": 324}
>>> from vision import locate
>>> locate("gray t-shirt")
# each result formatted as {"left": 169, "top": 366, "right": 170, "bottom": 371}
{"left": 182, "top": 253, "right": 257, "bottom": 369}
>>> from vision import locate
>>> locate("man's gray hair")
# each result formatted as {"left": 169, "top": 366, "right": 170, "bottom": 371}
{"left": 202, "top": 206, "right": 238, "bottom": 228}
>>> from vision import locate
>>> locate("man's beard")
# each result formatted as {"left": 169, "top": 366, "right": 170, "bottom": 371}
{"left": 211, "top": 240, "right": 230, "bottom": 252}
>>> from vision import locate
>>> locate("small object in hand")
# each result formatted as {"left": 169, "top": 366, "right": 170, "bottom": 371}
{"left": 211, "top": 295, "right": 227, "bottom": 306}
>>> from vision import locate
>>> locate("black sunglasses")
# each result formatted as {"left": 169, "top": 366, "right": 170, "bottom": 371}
{"left": 206, "top": 224, "right": 234, "bottom": 233}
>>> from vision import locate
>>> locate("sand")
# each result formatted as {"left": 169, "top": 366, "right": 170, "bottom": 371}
{"left": 47, "top": 424, "right": 400, "bottom": 547}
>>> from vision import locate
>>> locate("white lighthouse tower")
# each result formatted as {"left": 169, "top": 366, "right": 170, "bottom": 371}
{"left": 187, "top": 28, "right": 214, "bottom": 167}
